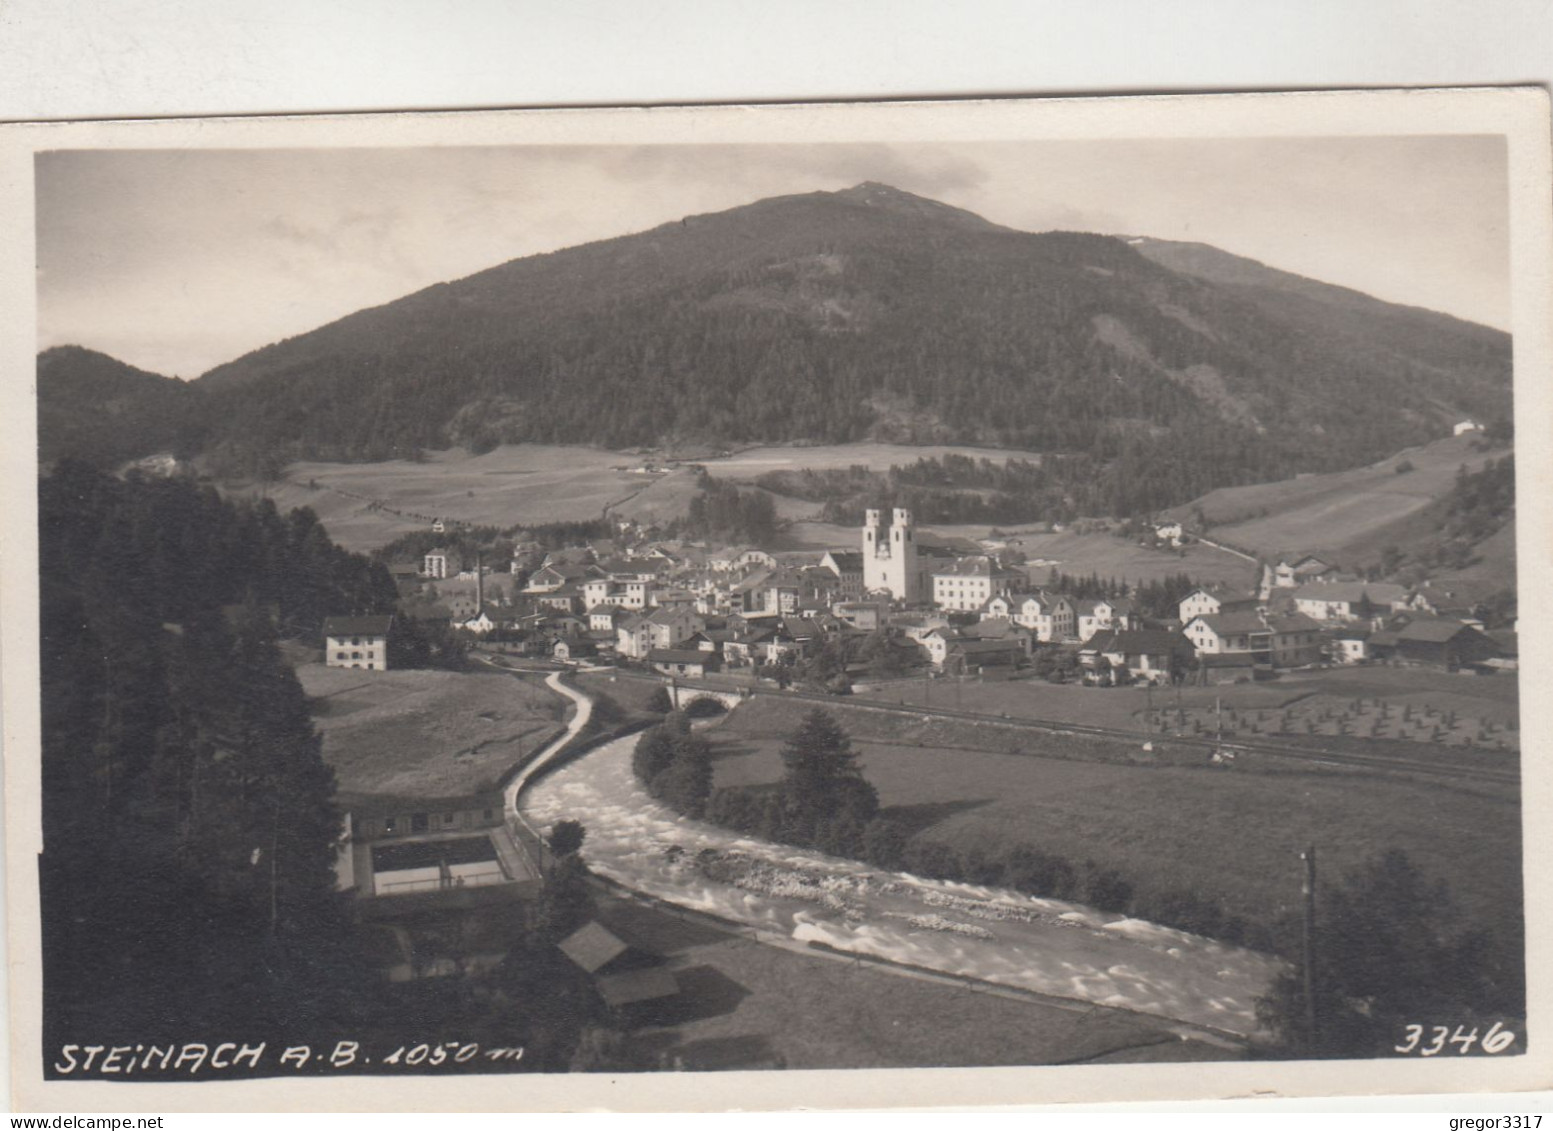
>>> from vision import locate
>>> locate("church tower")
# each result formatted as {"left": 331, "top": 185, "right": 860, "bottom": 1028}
{"left": 862, "top": 507, "right": 918, "bottom": 603}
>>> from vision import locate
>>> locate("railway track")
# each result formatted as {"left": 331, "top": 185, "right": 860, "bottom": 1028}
{"left": 612, "top": 670, "right": 1520, "bottom": 787}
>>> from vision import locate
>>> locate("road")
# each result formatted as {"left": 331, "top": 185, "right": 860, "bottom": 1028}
{"left": 471, "top": 660, "right": 595, "bottom": 874}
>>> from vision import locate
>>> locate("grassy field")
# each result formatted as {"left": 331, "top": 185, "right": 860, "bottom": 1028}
{"left": 704, "top": 697, "right": 1521, "bottom": 932}
{"left": 298, "top": 663, "right": 566, "bottom": 804}
{"left": 1172, "top": 433, "right": 1507, "bottom": 562}
{"left": 868, "top": 663, "right": 1519, "bottom": 737}
{"left": 592, "top": 892, "right": 1236, "bottom": 1069}
{"left": 232, "top": 441, "right": 1058, "bottom": 553}
{"left": 230, "top": 445, "right": 707, "bottom": 552}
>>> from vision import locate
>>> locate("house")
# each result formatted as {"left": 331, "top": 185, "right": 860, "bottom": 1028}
{"left": 942, "top": 637, "right": 1024, "bottom": 678}
{"left": 1329, "top": 626, "right": 1372, "bottom": 664}
{"left": 961, "top": 617, "right": 1034, "bottom": 656}
{"left": 1454, "top": 420, "right": 1484, "bottom": 436}
{"left": 324, "top": 615, "right": 394, "bottom": 671}
{"left": 1093, "top": 597, "right": 1138, "bottom": 634}
{"left": 648, "top": 649, "right": 714, "bottom": 678}
{"left": 525, "top": 561, "right": 595, "bottom": 594}
{"left": 588, "top": 605, "right": 629, "bottom": 633}
{"left": 1154, "top": 521, "right": 1184, "bottom": 546}
{"left": 919, "top": 627, "right": 959, "bottom": 668}
{"left": 459, "top": 608, "right": 498, "bottom": 635}
{"left": 557, "top": 921, "right": 678, "bottom": 1010}
{"left": 1272, "top": 554, "right": 1335, "bottom": 589}
{"left": 616, "top": 605, "right": 704, "bottom": 659}
{"left": 738, "top": 567, "right": 806, "bottom": 618}
{"left": 388, "top": 562, "right": 424, "bottom": 590}
{"left": 986, "top": 592, "right": 1076, "bottom": 642}
{"left": 931, "top": 556, "right": 1019, "bottom": 612}
{"left": 764, "top": 621, "right": 819, "bottom": 665}
{"left": 1178, "top": 587, "right": 1259, "bottom": 623}
{"left": 819, "top": 550, "right": 866, "bottom": 600}
{"left": 709, "top": 546, "right": 776, "bottom": 573}
{"left": 1265, "top": 611, "right": 1324, "bottom": 668}
{"left": 834, "top": 601, "right": 888, "bottom": 631}
{"left": 582, "top": 577, "right": 618, "bottom": 610}
{"left": 892, "top": 611, "right": 953, "bottom": 644}
{"left": 1183, "top": 611, "right": 1271, "bottom": 663}
{"left": 1194, "top": 652, "right": 1260, "bottom": 684}
{"left": 1079, "top": 629, "right": 1187, "bottom": 685}
{"left": 1293, "top": 581, "right": 1409, "bottom": 622}
{"left": 720, "top": 626, "right": 773, "bottom": 667}
{"left": 553, "top": 638, "right": 599, "bottom": 664}
{"left": 423, "top": 548, "right": 452, "bottom": 579}
{"left": 536, "top": 582, "right": 584, "bottom": 614}
{"left": 1385, "top": 617, "right": 1501, "bottom": 671}
{"left": 1070, "top": 599, "right": 1107, "bottom": 643}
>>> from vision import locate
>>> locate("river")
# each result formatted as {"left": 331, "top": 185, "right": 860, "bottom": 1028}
{"left": 519, "top": 731, "right": 1283, "bottom": 1039}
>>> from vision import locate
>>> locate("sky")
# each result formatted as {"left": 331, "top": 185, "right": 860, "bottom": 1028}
{"left": 35, "top": 136, "right": 1510, "bottom": 379}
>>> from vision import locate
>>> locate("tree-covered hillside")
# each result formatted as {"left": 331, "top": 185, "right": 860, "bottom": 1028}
{"left": 40, "top": 184, "right": 1513, "bottom": 516}
{"left": 37, "top": 345, "right": 205, "bottom": 470}
{"left": 190, "top": 185, "right": 1509, "bottom": 480}
{"left": 37, "top": 465, "right": 398, "bottom": 1053}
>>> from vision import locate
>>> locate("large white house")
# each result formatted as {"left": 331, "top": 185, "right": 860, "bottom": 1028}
{"left": 1292, "top": 581, "right": 1408, "bottom": 622}
{"left": 931, "top": 555, "right": 1018, "bottom": 612}
{"left": 616, "top": 605, "right": 704, "bottom": 659}
{"left": 1177, "top": 587, "right": 1259, "bottom": 623}
{"left": 324, "top": 615, "right": 393, "bottom": 671}
{"left": 984, "top": 591, "right": 1076, "bottom": 642}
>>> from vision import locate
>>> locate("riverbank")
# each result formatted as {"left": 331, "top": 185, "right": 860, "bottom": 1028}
{"left": 520, "top": 730, "right": 1282, "bottom": 1042}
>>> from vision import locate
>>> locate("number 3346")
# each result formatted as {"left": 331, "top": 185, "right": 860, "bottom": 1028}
{"left": 1395, "top": 1021, "right": 1517, "bottom": 1055}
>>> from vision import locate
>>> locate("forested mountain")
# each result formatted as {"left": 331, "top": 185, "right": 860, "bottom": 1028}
{"left": 37, "top": 345, "right": 204, "bottom": 469}
{"left": 41, "top": 183, "right": 1512, "bottom": 513}
{"left": 38, "top": 465, "right": 397, "bottom": 1053}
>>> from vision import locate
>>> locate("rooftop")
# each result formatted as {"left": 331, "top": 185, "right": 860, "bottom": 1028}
{"left": 323, "top": 615, "right": 394, "bottom": 637}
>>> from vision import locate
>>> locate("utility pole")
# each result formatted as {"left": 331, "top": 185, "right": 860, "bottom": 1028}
{"left": 1301, "top": 844, "right": 1318, "bottom": 1051}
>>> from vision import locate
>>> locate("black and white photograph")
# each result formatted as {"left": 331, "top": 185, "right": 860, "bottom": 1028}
{"left": 4, "top": 89, "right": 1550, "bottom": 1111}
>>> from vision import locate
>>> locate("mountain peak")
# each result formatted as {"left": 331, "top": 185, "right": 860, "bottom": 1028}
{"left": 836, "top": 180, "right": 915, "bottom": 199}
{"left": 826, "top": 181, "right": 1002, "bottom": 231}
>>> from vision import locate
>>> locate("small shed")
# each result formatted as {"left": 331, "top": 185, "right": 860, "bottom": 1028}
{"left": 557, "top": 920, "right": 679, "bottom": 1009}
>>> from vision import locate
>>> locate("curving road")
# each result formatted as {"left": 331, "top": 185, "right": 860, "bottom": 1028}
{"left": 501, "top": 667, "right": 594, "bottom": 816}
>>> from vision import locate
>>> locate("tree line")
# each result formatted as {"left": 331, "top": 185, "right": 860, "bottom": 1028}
{"left": 38, "top": 463, "right": 385, "bottom": 1050}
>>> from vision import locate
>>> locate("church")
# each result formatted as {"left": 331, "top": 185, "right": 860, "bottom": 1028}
{"left": 862, "top": 508, "right": 951, "bottom": 605}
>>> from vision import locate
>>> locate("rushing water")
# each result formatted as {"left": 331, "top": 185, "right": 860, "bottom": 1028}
{"left": 520, "top": 732, "right": 1283, "bottom": 1038}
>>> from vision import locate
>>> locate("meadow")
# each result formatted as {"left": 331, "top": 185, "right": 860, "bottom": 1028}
{"left": 1172, "top": 432, "right": 1503, "bottom": 561}
{"left": 298, "top": 664, "right": 565, "bottom": 805}
{"left": 233, "top": 441, "right": 1060, "bottom": 553}
{"left": 870, "top": 664, "right": 1520, "bottom": 748}
{"left": 705, "top": 697, "right": 1522, "bottom": 933}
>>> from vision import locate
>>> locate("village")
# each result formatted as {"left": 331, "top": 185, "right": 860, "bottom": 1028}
{"left": 300, "top": 485, "right": 1520, "bottom": 1060}
{"left": 333, "top": 504, "right": 1516, "bottom": 692}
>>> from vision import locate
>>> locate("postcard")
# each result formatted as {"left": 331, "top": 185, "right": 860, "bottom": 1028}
{"left": 2, "top": 87, "right": 1549, "bottom": 1112}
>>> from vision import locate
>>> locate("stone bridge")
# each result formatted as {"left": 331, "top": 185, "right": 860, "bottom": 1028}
{"left": 667, "top": 685, "right": 749, "bottom": 713}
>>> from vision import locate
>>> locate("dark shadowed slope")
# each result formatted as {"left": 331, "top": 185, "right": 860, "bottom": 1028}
{"left": 42, "top": 185, "right": 1512, "bottom": 515}
{"left": 37, "top": 345, "right": 205, "bottom": 469}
